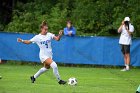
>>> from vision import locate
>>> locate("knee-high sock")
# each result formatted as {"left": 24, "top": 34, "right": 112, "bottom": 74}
{"left": 50, "top": 62, "right": 61, "bottom": 81}
{"left": 34, "top": 67, "right": 48, "bottom": 78}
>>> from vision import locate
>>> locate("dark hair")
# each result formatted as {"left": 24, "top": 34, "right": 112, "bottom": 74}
{"left": 124, "top": 21, "right": 129, "bottom": 30}
{"left": 67, "top": 20, "right": 72, "bottom": 24}
{"left": 40, "top": 20, "right": 47, "bottom": 29}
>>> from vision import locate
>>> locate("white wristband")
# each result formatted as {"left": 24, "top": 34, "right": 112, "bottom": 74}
{"left": 21, "top": 39, "right": 24, "bottom": 42}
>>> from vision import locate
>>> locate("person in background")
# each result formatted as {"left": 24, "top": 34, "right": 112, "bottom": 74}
{"left": 64, "top": 20, "right": 76, "bottom": 36}
{"left": 118, "top": 17, "right": 134, "bottom": 71}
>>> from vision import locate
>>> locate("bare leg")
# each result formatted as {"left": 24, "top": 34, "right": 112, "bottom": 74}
{"left": 126, "top": 53, "right": 130, "bottom": 70}
{"left": 121, "top": 54, "right": 129, "bottom": 71}
{"left": 123, "top": 54, "right": 127, "bottom": 67}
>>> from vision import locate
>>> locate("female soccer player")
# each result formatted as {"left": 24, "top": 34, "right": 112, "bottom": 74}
{"left": 17, "top": 21, "right": 66, "bottom": 84}
{"left": 118, "top": 17, "right": 134, "bottom": 71}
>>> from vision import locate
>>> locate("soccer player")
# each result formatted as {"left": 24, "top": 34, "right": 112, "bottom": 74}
{"left": 17, "top": 21, "right": 66, "bottom": 84}
{"left": 118, "top": 17, "right": 134, "bottom": 71}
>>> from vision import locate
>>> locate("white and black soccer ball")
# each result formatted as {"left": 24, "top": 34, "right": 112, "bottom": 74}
{"left": 68, "top": 77, "right": 77, "bottom": 86}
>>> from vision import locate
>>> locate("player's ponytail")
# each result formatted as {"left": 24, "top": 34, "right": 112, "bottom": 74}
{"left": 40, "top": 20, "right": 47, "bottom": 29}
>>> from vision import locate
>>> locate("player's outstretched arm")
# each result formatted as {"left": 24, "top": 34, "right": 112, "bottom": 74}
{"left": 17, "top": 38, "right": 32, "bottom": 44}
{"left": 53, "top": 30, "right": 63, "bottom": 41}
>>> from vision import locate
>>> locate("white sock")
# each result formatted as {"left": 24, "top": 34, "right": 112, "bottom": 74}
{"left": 50, "top": 62, "right": 61, "bottom": 81}
{"left": 126, "top": 65, "right": 129, "bottom": 70}
{"left": 125, "top": 64, "right": 127, "bottom": 67}
{"left": 34, "top": 67, "right": 48, "bottom": 78}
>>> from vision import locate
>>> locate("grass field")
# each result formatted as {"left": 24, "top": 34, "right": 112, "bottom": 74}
{"left": 0, "top": 63, "right": 140, "bottom": 93}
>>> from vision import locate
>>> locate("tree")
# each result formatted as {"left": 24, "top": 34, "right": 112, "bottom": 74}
{"left": 3, "top": 0, "right": 140, "bottom": 37}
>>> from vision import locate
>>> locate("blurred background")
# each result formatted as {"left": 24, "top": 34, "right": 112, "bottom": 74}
{"left": 0, "top": 0, "right": 140, "bottom": 36}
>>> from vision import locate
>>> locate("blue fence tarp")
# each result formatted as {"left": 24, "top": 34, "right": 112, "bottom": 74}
{"left": 0, "top": 32, "right": 140, "bottom": 66}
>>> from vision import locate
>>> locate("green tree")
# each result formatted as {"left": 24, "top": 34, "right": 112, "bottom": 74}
{"left": 4, "top": 0, "right": 140, "bottom": 37}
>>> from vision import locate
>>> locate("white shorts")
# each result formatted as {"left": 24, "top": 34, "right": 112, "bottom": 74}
{"left": 39, "top": 54, "right": 52, "bottom": 63}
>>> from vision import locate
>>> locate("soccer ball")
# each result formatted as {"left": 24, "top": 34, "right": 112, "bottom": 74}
{"left": 68, "top": 77, "right": 77, "bottom": 86}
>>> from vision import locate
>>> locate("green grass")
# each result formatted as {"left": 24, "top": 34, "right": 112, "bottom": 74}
{"left": 0, "top": 64, "right": 140, "bottom": 93}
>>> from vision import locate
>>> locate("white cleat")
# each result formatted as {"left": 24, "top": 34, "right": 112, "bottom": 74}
{"left": 121, "top": 68, "right": 129, "bottom": 71}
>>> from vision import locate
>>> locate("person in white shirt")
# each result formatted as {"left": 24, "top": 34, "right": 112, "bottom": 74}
{"left": 118, "top": 17, "right": 134, "bottom": 71}
{"left": 17, "top": 21, "right": 66, "bottom": 84}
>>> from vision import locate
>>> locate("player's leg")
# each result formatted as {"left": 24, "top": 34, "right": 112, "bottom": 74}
{"left": 34, "top": 67, "right": 48, "bottom": 78}
{"left": 30, "top": 57, "right": 51, "bottom": 83}
{"left": 30, "top": 64, "right": 49, "bottom": 83}
{"left": 44, "top": 58, "right": 66, "bottom": 84}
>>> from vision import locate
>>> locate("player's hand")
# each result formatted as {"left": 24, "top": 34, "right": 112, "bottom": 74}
{"left": 17, "top": 38, "right": 23, "bottom": 42}
{"left": 59, "top": 30, "right": 63, "bottom": 36}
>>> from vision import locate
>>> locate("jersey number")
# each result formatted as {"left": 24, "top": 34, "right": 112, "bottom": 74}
{"left": 45, "top": 43, "right": 48, "bottom": 48}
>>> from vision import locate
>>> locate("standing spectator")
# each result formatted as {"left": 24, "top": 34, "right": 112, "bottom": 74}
{"left": 118, "top": 17, "right": 134, "bottom": 71}
{"left": 64, "top": 20, "right": 76, "bottom": 36}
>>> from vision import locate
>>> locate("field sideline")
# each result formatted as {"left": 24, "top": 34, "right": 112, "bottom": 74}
{"left": 0, "top": 63, "right": 140, "bottom": 93}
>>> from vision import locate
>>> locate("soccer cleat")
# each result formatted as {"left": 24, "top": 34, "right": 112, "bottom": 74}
{"left": 30, "top": 76, "right": 36, "bottom": 83}
{"left": 121, "top": 68, "right": 129, "bottom": 71}
{"left": 58, "top": 80, "right": 67, "bottom": 85}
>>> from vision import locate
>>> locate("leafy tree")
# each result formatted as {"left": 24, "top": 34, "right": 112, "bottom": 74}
{"left": 3, "top": 0, "right": 140, "bottom": 37}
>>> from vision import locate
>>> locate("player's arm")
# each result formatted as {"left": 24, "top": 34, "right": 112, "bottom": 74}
{"left": 17, "top": 38, "right": 32, "bottom": 44}
{"left": 118, "top": 21, "right": 124, "bottom": 33}
{"left": 53, "top": 30, "right": 63, "bottom": 41}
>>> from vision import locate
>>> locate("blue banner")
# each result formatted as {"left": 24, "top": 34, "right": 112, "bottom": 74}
{"left": 0, "top": 32, "right": 140, "bottom": 66}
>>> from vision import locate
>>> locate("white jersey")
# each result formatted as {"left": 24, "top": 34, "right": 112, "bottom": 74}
{"left": 119, "top": 24, "right": 134, "bottom": 45}
{"left": 30, "top": 33, "right": 55, "bottom": 62}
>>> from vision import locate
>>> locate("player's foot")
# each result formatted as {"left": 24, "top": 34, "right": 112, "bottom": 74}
{"left": 30, "top": 76, "right": 35, "bottom": 83}
{"left": 136, "top": 91, "right": 140, "bottom": 93}
{"left": 121, "top": 68, "right": 129, "bottom": 71}
{"left": 58, "top": 80, "right": 67, "bottom": 85}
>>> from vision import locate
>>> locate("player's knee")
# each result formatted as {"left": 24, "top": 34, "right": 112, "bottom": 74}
{"left": 50, "top": 62, "right": 58, "bottom": 69}
{"left": 40, "top": 67, "right": 47, "bottom": 72}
